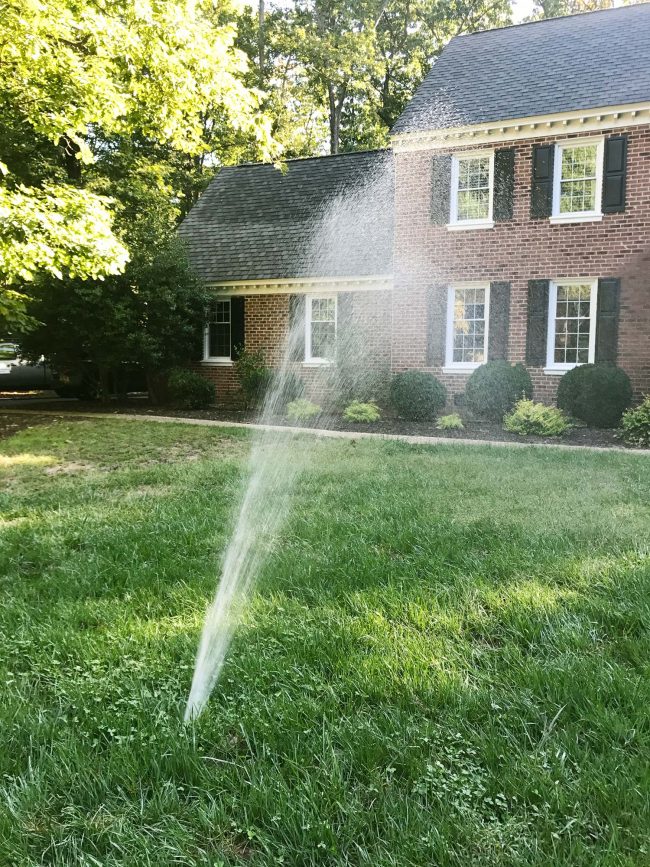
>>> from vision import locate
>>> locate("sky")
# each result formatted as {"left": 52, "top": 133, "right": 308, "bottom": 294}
{"left": 512, "top": 0, "right": 536, "bottom": 21}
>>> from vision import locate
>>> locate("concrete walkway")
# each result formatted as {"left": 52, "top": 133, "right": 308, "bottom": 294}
{"left": 3, "top": 407, "right": 649, "bottom": 455}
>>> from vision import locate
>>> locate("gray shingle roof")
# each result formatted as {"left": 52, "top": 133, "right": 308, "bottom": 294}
{"left": 178, "top": 149, "right": 393, "bottom": 283}
{"left": 392, "top": 3, "right": 650, "bottom": 135}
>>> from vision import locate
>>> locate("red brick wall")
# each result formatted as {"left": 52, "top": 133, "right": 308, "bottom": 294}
{"left": 196, "top": 290, "right": 392, "bottom": 404}
{"left": 393, "top": 124, "right": 650, "bottom": 402}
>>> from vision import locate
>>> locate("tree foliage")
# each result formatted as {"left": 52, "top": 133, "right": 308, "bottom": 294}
{"left": 21, "top": 238, "right": 213, "bottom": 401}
{"left": 1, "top": 0, "right": 273, "bottom": 328}
{"left": 529, "top": 0, "right": 616, "bottom": 18}
{"left": 238, "top": 0, "right": 512, "bottom": 155}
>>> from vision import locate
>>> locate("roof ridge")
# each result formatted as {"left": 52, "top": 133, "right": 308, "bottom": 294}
{"left": 454, "top": 1, "right": 649, "bottom": 39}
{"left": 230, "top": 147, "right": 391, "bottom": 170}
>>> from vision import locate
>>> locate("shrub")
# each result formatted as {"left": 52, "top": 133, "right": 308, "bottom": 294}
{"left": 436, "top": 413, "right": 464, "bottom": 431}
{"left": 504, "top": 399, "right": 571, "bottom": 437}
{"left": 167, "top": 368, "right": 215, "bottom": 409}
{"left": 390, "top": 371, "right": 447, "bottom": 421}
{"left": 620, "top": 396, "right": 650, "bottom": 447}
{"left": 343, "top": 401, "right": 380, "bottom": 423}
{"left": 557, "top": 363, "right": 632, "bottom": 428}
{"left": 286, "top": 399, "right": 321, "bottom": 422}
{"left": 465, "top": 361, "right": 532, "bottom": 421}
{"left": 234, "top": 349, "right": 273, "bottom": 408}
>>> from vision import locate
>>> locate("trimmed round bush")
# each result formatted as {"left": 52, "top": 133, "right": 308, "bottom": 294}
{"left": 557, "top": 363, "right": 632, "bottom": 428}
{"left": 465, "top": 361, "right": 532, "bottom": 421}
{"left": 621, "top": 396, "right": 650, "bottom": 447}
{"left": 167, "top": 368, "right": 215, "bottom": 409}
{"left": 390, "top": 371, "right": 446, "bottom": 421}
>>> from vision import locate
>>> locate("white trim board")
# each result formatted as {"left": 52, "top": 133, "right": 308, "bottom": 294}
{"left": 206, "top": 275, "right": 393, "bottom": 297}
{"left": 391, "top": 102, "right": 650, "bottom": 153}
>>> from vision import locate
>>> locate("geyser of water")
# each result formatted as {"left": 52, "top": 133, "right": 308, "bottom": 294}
{"left": 185, "top": 158, "right": 393, "bottom": 721}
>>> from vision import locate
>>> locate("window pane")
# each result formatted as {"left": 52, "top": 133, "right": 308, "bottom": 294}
{"left": 309, "top": 297, "right": 336, "bottom": 359}
{"left": 215, "top": 300, "right": 230, "bottom": 324}
{"left": 209, "top": 323, "right": 230, "bottom": 358}
{"left": 552, "top": 283, "right": 592, "bottom": 365}
{"left": 456, "top": 156, "right": 491, "bottom": 221}
{"left": 451, "top": 287, "right": 487, "bottom": 364}
{"left": 559, "top": 145, "right": 597, "bottom": 213}
{"left": 311, "top": 322, "right": 336, "bottom": 359}
{"left": 311, "top": 298, "right": 335, "bottom": 322}
{"left": 208, "top": 300, "right": 231, "bottom": 357}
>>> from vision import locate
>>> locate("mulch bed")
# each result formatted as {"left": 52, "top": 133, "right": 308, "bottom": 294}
{"left": 3, "top": 398, "right": 633, "bottom": 450}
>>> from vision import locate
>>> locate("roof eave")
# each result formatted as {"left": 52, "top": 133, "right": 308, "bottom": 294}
{"left": 391, "top": 101, "right": 650, "bottom": 152}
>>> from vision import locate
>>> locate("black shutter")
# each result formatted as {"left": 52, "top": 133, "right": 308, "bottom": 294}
{"left": 530, "top": 145, "right": 554, "bottom": 218}
{"left": 288, "top": 294, "right": 306, "bottom": 361}
{"left": 603, "top": 136, "right": 627, "bottom": 214}
{"left": 336, "top": 291, "right": 354, "bottom": 364}
{"left": 488, "top": 282, "right": 511, "bottom": 360}
{"left": 526, "top": 280, "right": 549, "bottom": 366}
{"left": 494, "top": 149, "right": 515, "bottom": 222}
{"left": 426, "top": 285, "right": 447, "bottom": 367}
{"left": 230, "top": 296, "right": 245, "bottom": 360}
{"left": 431, "top": 154, "right": 452, "bottom": 225}
{"left": 595, "top": 278, "right": 620, "bottom": 363}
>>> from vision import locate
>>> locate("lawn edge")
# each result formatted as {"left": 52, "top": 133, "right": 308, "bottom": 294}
{"left": 3, "top": 409, "right": 649, "bottom": 455}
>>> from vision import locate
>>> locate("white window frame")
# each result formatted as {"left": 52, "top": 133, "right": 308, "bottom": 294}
{"left": 304, "top": 294, "right": 337, "bottom": 365}
{"left": 544, "top": 278, "right": 598, "bottom": 375}
{"left": 448, "top": 150, "right": 495, "bottom": 231}
{"left": 444, "top": 282, "right": 491, "bottom": 372}
{"left": 550, "top": 137, "right": 604, "bottom": 224}
{"left": 203, "top": 297, "right": 233, "bottom": 364}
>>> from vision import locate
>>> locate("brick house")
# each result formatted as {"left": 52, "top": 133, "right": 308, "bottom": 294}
{"left": 180, "top": 4, "right": 650, "bottom": 404}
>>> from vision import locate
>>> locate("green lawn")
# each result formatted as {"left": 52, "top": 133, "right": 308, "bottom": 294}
{"left": 1, "top": 418, "right": 649, "bottom": 867}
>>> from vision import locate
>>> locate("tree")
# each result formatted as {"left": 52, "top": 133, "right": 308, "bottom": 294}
{"left": 372, "top": 0, "right": 513, "bottom": 133}
{"left": 290, "top": 0, "right": 388, "bottom": 154}
{"left": 0, "top": 0, "right": 273, "bottom": 330}
{"left": 21, "top": 237, "right": 213, "bottom": 403}
{"left": 529, "top": 0, "right": 614, "bottom": 16}
{"left": 236, "top": 4, "right": 329, "bottom": 157}
{"left": 240, "top": 0, "right": 513, "bottom": 156}
{"left": 18, "top": 127, "right": 219, "bottom": 401}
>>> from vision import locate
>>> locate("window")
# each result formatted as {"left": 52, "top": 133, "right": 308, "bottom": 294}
{"left": 205, "top": 299, "right": 231, "bottom": 361}
{"left": 306, "top": 296, "right": 337, "bottom": 363}
{"left": 0, "top": 343, "right": 18, "bottom": 361}
{"left": 546, "top": 280, "right": 597, "bottom": 371}
{"left": 449, "top": 152, "right": 494, "bottom": 228}
{"left": 445, "top": 284, "right": 490, "bottom": 370}
{"left": 552, "top": 139, "right": 604, "bottom": 222}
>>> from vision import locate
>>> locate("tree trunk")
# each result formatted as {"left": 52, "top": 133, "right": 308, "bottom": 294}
{"left": 59, "top": 135, "right": 82, "bottom": 181}
{"left": 328, "top": 83, "right": 346, "bottom": 155}
{"left": 146, "top": 370, "right": 168, "bottom": 406}
{"left": 98, "top": 365, "right": 111, "bottom": 404}
{"left": 258, "top": 0, "right": 265, "bottom": 86}
{"left": 328, "top": 84, "right": 339, "bottom": 154}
